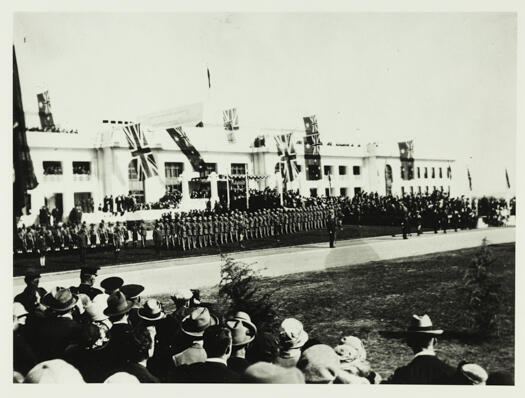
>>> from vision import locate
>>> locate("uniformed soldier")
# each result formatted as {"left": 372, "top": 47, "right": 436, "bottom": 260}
{"left": 121, "top": 223, "right": 129, "bottom": 248}
{"left": 97, "top": 222, "right": 106, "bottom": 247}
{"left": 35, "top": 227, "right": 47, "bottom": 267}
{"left": 131, "top": 224, "right": 139, "bottom": 248}
{"left": 228, "top": 214, "right": 235, "bottom": 243}
{"left": 415, "top": 211, "right": 423, "bottom": 236}
{"left": 89, "top": 224, "right": 97, "bottom": 248}
{"left": 120, "top": 283, "right": 145, "bottom": 326}
{"left": 44, "top": 226, "right": 54, "bottom": 252}
{"left": 326, "top": 209, "right": 341, "bottom": 248}
{"left": 197, "top": 216, "right": 204, "bottom": 248}
{"left": 78, "top": 225, "right": 89, "bottom": 264}
{"left": 169, "top": 219, "right": 177, "bottom": 248}
{"left": 153, "top": 224, "right": 162, "bottom": 256}
{"left": 400, "top": 203, "right": 409, "bottom": 239}
{"left": 213, "top": 215, "right": 220, "bottom": 246}
{"left": 70, "top": 265, "right": 103, "bottom": 301}
{"left": 113, "top": 222, "right": 122, "bottom": 258}
{"left": 107, "top": 222, "right": 114, "bottom": 249}
{"left": 25, "top": 226, "right": 35, "bottom": 253}
{"left": 140, "top": 222, "right": 147, "bottom": 248}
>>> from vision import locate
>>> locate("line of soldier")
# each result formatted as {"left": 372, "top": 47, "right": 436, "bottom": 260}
{"left": 151, "top": 207, "right": 335, "bottom": 252}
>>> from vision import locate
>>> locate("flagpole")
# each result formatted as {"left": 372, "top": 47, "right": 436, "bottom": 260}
{"left": 226, "top": 176, "right": 230, "bottom": 210}
{"left": 245, "top": 174, "right": 250, "bottom": 210}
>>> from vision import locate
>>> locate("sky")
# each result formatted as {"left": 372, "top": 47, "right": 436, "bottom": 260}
{"left": 13, "top": 12, "right": 516, "bottom": 196}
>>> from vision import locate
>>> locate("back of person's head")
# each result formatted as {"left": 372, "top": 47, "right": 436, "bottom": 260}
{"left": 297, "top": 344, "right": 341, "bottom": 384}
{"left": 246, "top": 331, "right": 280, "bottom": 364}
{"left": 78, "top": 323, "right": 104, "bottom": 350}
{"left": 243, "top": 362, "right": 305, "bottom": 384}
{"left": 203, "top": 325, "right": 232, "bottom": 359}
{"left": 24, "top": 359, "right": 85, "bottom": 383}
{"left": 124, "top": 324, "right": 153, "bottom": 363}
{"left": 406, "top": 333, "right": 435, "bottom": 352}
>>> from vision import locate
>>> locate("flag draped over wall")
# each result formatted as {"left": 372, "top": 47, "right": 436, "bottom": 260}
{"left": 505, "top": 168, "right": 511, "bottom": 189}
{"left": 275, "top": 132, "right": 299, "bottom": 183}
{"left": 303, "top": 115, "right": 322, "bottom": 180}
{"left": 37, "top": 90, "right": 55, "bottom": 130}
{"left": 398, "top": 140, "right": 415, "bottom": 180}
{"left": 166, "top": 126, "right": 207, "bottom": 172}
{"left": 13, "top": 46, "right": 38, "bottom": 217}
{"left": 122, "top": 123, "right": 159, "bottom": 179}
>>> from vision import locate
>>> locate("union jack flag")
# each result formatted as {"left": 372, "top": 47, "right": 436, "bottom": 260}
{"left": 305, "top": 133, "right": 322, "bottom": 156}
{"left": 123, "top": 123, "right": 159, "bottom": 179}
{"left": 223, "top": 108, "right": 239, "bottom": 131}
{"left": 275, "top": 132, "right": 299, "bottom": 183}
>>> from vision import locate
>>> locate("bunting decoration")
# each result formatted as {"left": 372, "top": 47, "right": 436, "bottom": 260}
{"left": 398, "top": 140, "right": 415, "bottom": 180}
{"left": 275, "top": 132, "right": 299, "bottom": 183}
{"left": 122, "top": 123, "right": 159, "bottom": 179}
{"left": 37, "top": 90, "right": 55, "bottom": 130}
{"left": 13, "top": 46, "right": 38, "bottom": 218}
{"left": 303, "top": 115, "right": 322, "bottom": 180}
{"left": 166, "top": 126, "right": 207, "bottom": 172}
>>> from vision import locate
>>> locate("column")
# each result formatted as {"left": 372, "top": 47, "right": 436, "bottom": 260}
{"left": 209, "top": 172, "right": 219, "bottom": 204}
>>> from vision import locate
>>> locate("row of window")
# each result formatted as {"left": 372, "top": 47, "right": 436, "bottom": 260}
{"left": 43, "top": 161, "right": 91, "bottom": 175}
{"left": 400, "top": 186, "right": 450, "bottom": 195}
{"left": 309, "top": 187, "right": 362, "bottom": 198}
{"left": 323, "top": 165, "right": 361, "bottom": 176}
{"left": 414, "top": 166, "right": 448, "bottom": 180}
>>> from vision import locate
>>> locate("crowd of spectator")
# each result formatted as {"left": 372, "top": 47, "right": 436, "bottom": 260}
{"left": 13, "top": 267, "right": 513, "bottom": 384}
{"left": 27, "top": 126, "right": 79, "bottom": 134}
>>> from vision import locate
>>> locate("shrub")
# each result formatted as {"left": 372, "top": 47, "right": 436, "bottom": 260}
{"left": 463, "top": 238, "right": 502, "bottom": 338}
{"left": 218, "top": 255, "right": 279, "bottom": 334}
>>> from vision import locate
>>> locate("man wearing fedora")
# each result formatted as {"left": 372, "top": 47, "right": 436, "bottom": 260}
{"left": 99, "top": 291, "right": 134, "bottom": 377}
{"left": 226, "top": 311, "right": 257, "bottom": 374}
{"left": 70, "top": 265, "right": 103, "bottom": 301}
{"left": 386, "top": 314, "right": 455, "bottom": 384}
{"left": 174, "top": 325, "right": 242, "bottom": 383}
{"left": 25, "top": 287, "right": 82, "bottom": 362}
{"left": 120, "top": 284, "right": 145, "bottom": 326}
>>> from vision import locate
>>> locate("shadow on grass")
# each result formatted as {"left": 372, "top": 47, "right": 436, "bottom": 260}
{"left": 378, "top": 330, "right": 489, "bottom": 345}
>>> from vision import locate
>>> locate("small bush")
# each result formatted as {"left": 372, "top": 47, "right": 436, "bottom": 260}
{"left": 218, "top": 254, "right": 279, "bottom": 333}
{"left": 463, "top": 238, "right": 502, "bottom": 338}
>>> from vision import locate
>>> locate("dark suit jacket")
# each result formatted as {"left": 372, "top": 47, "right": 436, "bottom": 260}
{"left": 170, "top": 360, "right": 242, "bottom": 383}
{"left": 97, "top": 322, "right": 133, "bottom": 378}
{"left": 120, "top": 362, "right": 160, "bottom": 383}
{"left": 64, "top": 344, "right": 109, "bottom": 383}
{"left": 13, "top": 329, "right": 38, "bottom": 375}
{"left": 14, "top": 286, "right": 47, "bottom": 312}
{"left": 227, "top": 356, "right": 250, "bottom": 374}
{"left": 387, "top": 355, "right": 455, "bottom": 385}
{"left": 25, "top": 315, "right": 82, "bottom": 362}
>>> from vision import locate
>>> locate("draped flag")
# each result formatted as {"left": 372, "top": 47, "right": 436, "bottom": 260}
{"left": 398, "top": 140, "right": 415, "bottom": 180}
{"left": 505, "top": 168, "right": 511, "bottom": 189}
{"left": 303, "top": 115, "right": 322, "bottom": 180}
{"left": 275, "top": 132, "right": 299, "bottom": 183}
{"left": 37, "top": 90, "right": 55, "bottom": 130}
{"left": 223, "top": 108, "right": 239, "bottom": 131}
{"left": 467, "top": 168, "right": 472, "bottom": 191}
{"left": 13, "top": 46, "right": 38, "bottom": 218}
{"left": 166, "top": 126, "right": 207, "bottom": 172}
{"left": 122, "top": 123, "right": 159, "bottom": 179}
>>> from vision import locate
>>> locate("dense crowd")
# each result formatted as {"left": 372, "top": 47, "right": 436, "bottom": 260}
{"left": 13, "top": 267, "right": 513, "bottom": 384}
{"left": 99, "top": 191, "right": 183, "bottom": 215}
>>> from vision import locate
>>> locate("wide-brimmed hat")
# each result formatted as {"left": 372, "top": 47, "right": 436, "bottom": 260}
{"left": 171, "top": 288, "right": 193, "bottom": 301}
{"left": 279, "top": 318, "right": 309, "bottom": 349}
{"left": 339, "top": 335, "right": 367, "bottom": 361}
{"left": 297, "top": 344, "right": 341, "bottom": 384}
{"left": 120, "top": 284, "right": 145, "bottom": 300}
{"left": 80, "top": 265, "right": 100, "bottom": 276}
{"left": 100, "top": 276, "right": 124, "bottom": 293}
{"left": 103, "top": 291, "right": 133, "bottom": 317}
{"left": 244, "top": 362, "right": 305, "bottom": 384}
{"left": 85, "top": 300, "right": 109, "bottom": 322}
{"left": 226, "top": 311, "right": 257, "bottom": 346}
{"left": 406, "top": 314, "right": 443, "bottom": 335}
{"left": 137, "top": 299, "right": 166, "bottom": 322}
{"left": 24, "top": 268, "right": 41, "bottom": 280}
{"left": 180, "top": 307, "right": 219, "bottom": 337}
{"left": 41, "top": 287, "right": 78, "bottom": 313}
{"left": 24, "top": 359, "right": 85, "bottom": 383}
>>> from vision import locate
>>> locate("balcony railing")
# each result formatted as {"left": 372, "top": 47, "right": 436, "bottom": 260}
{"left": 42, "top": 174, "right": 63, "bottom": 182}
{"left": 72, "top": 174, "right": 91, "bottom": 182}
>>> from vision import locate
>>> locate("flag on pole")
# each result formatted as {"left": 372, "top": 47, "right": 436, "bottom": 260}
{"left": 303, "top": 115, "right": 322, "bottom": 180}
{"left": 207, "top": 68, "right": 211, "bottom": 89}
{"left": 275, "top": 132, "right": 299, "bottom": 183}
{"left": 223, "top": 108, "right": 239, "bottom": 131}
{"left": 505, "top": 168, "right": 511, "bottom": 189}
{"left": 122, "top": 123, "right": 159, "bottom": 179}
{"left": 398, "top": 140, "right": 415, "bottom": 180}
{"left": 467, "top": 168, "right": 472, "bottom": 191}
{"left": 166, "top": 126, "right": 207, "bottom": 172}
{"left": 13, "top": 46, "right": 38, "bottom": 217}
{"left": 37, "top": 90, "right": 55, "bottom": 130}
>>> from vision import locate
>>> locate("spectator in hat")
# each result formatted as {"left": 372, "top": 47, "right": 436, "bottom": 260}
{"left": 63, "top": 323, "right": 110, "bottom": 383}
{"left": 120, "top": 284, "right": 145, "bottom": 326}
{"left": 297, "top": 344, "right": 343, "bottom": 384}
{"left": 24, "top": 359, "right": 85, "bottom": 383}
{"left": 14, "top": 269, "right": 47, "bottom": 313}
{"left": 243, "top": 362, "right": 305, "bottom": 384}
{"left": 386, "top": 314, "right": 455, "bottom": 384}
{"left": 100, "top": 276, "right": 124, "bottom": 295}
{"left": 174, "top": 325, "right": 242, "bottom": 383}
{"left": 70, "top": 265, "right": 102, "bottom": 301}
{"left": 13, "top": 302, "right": 38, "bottom": 376}
{"left": 246, "top": 331, "right": 280, "bottom": 364}
{"left": 116, "top": 324, "right": 160, "bottom": 383}
{"left": 276, "top": 318, "right": 309, "bottom": 368}
{"left": 449, "top": 361, "right": 488, "bottom": 385}
{"left": 98, "top": 291, "right": 134, "bottom": 377}
{"left": 171, "top": 307, "right": 219, "bottom": 368}
{"left": 226, "top": 311, "right": 257, "bottom": 373}
{"left": 25, "top": 287, "right": 82, "bottom": 362}
{"left": 334, "top": 335, "right": 381, "bottom": 383}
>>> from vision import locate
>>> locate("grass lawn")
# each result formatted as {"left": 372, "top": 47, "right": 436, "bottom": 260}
{"left": 13, "top": 223, "right": 408, "bottom": 276}
{"left": 156, "top": 243, "right": 515, "bottom": 380}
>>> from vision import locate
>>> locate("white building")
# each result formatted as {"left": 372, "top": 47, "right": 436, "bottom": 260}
{"left": 21, "top": 121, "right": 457, "bottom": 224}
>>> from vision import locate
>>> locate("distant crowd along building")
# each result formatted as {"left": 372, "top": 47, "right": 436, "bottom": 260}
{"left": 21, "top": 107, "right": 456, "bottom": 222}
